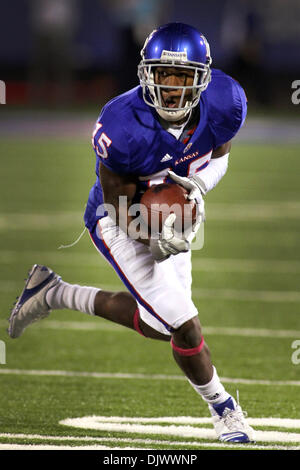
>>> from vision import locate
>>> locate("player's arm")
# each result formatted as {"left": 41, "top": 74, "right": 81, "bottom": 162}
{"left": 211, "top": 140, "right": 231, "bottom": 159}
{"left": 197, "top": 139, "right": 231, "bottom": 193}
{"left": 100, "top": 163, "right": 189, "bottom": 261}
{"left": 99, "top": 163, "right": 150, "bottom": 246}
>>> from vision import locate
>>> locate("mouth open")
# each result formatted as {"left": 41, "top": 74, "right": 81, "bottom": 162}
{"left": 162, "top": 95, "right": 181, "bottom": 109}
{"left": 161, "top": 92, "right": 191, "bottom": 109}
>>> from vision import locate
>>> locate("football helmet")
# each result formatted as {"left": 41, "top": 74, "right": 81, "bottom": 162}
{"left": 138, "top": 22, "right": 212, "bottom": 122}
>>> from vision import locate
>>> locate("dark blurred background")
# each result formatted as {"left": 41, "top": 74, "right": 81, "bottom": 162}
{"left": 0, "top": 0, "right": 300, "bottom": 112}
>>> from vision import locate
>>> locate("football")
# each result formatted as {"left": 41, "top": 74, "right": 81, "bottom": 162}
{"left": 140, "top": 183, "right": 197, "bottom": 234}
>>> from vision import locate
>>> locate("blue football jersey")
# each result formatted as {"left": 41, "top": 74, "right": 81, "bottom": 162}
{"left": 84, "top": 68, "right": 247, "bottom": 231}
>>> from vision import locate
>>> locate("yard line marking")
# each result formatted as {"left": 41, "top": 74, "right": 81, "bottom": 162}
{"left": 0, "top": 280, "right": 121, "bottom": 293}
{"left": 0, "top": 368, "right": 299, "bottom": 386}
{"left": 0, "top": 443, "right": 142, "bottom": 450}
{"left": 1, "top": 201, "right": 300, "bottom": 231}
{"left": 60, "top": 415, "right": 300, "bottom": 444}
{"left": 192, "top": 258, "right": 300, "bottom": 274}
{"left": 2, "top": 280, "right": 300, "bottom": 302}
{"left": 0, "top": 212, "right": 83, "bottom": 230}
{"left": 193, "top": 288, "right": 300, "bottom": 303}
{"left": 2, "top": 250, "right": 300, "bottom": 274}
{"left": 203, "top": 325, "right": 300, "bottom": 338}
{"left": 62, "top": 416, "right": 300, "bottom": 428}
{"left": 0, "top": 432, "right": 298, "bottom": 451}
{"left": 1, "top": 318, "right": 298, "bottom": 338}
{"left": 207, "top": 201, "right": 300, "bottom": 220}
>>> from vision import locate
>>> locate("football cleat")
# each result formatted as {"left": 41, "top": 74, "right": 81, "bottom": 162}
{"left": 8, "top": 264, "right": 61, "bottom": 339}
{"left": 209, "top": 395, "right": 255, "bottom": 443}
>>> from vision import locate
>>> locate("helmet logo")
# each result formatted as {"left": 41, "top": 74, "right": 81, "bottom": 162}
{"left": 161, "top": 50, "right": 188, "bottom": 61}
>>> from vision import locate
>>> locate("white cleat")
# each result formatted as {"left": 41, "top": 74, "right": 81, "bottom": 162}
{"left": 209, "top": 395, "right": 255, "bottom": 443}
{"left": 8, "top": 264, "right": 61, "bottom": 339}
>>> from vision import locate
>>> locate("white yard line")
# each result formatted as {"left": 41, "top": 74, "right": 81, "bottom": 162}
{"left": 1, "top": 318, "right": 298, "bottom": 339}
{"left": 192, "top": 258, "right": 300, "bottom": 274}
{"left": 0, "top": 443, "right": 142, "bottom": 450}
{"left": 60, "top": 416, "right": 300, "bottom": 444}
{"left": 192, "top": 287, "right": 300, "bottom": 303}
{"left": 0, "top": 432, "right": 298, "bottom": 451}
{"left": 203, "top": 325, "right": 300, "bottom": 338}
{"left": 207, "top": 201, "right": 300, "bottom": 220}
{"left": 0, "top": 368, "right": 299, "bottom": 386}
{"left": 2, "top": 250, "right": 300, "bottom": 274}
{"left": 1, "top": 201, "right": 300, "bottom": 231}
{"left": 2, "top": 279, "right": 300, "bottom": 302}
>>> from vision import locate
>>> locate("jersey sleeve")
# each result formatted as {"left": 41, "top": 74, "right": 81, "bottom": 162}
{"left": 206, "top": 69, "right": 247, "bottom": 149}
{"left": 92, "top": 104, "right": 131, "bottom": 175}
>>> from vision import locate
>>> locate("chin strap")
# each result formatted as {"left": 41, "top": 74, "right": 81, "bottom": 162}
{"left": 156, "top": 105, "right": 191, "bottom": 123}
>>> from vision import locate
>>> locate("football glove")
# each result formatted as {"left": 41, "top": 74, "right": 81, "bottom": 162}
{"left": 150, "top": 213, "right": 189, "bottom": 262}
{"left": 168, "top": 170, "right": 206, "bottom": 233}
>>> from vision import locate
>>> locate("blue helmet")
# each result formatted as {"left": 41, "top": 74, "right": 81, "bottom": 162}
{"left": 138, "top": 23, "right": 212, "bottom": 121}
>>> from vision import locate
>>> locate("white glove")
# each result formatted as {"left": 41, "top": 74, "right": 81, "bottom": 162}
{"left": 168, "top": 170, "right": 206, "bottom": 199}
{"left": 150, "top": 213, "right": 190, "bottom": 262}
{"left": 168, "top": 170, "right": 206, "bottom": 238}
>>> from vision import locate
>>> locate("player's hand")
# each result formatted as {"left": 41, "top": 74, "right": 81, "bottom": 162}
{"left": 150, "top": 213, "right": 190, "bottom": 262}
{"left": 168, "top": 170, "right": 205, "bottom": 232}
{"left": 168, "top": 170, "right": 204, "bottom": 199}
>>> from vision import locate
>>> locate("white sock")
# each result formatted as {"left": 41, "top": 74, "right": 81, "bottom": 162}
{"left": 45, "top": 280, "right": 99, "bottom": 315}
{"left": 188, "top": 366, "right": 231, "bottom": 405}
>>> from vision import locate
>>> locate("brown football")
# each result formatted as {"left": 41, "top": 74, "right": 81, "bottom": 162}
{"left": 140, "top": 183, "right": 197, "bottom": 234}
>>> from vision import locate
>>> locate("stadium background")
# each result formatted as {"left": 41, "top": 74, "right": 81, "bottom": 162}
{"left": 1, "top": 0, "right": 300, "bottom": 109}
{"left": 0, "top": 0, "right": 300, "bottom": 452}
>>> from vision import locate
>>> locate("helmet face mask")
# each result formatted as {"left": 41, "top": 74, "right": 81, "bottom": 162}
{"left": 138, "top": 23, "right": 212, "bottom": 122}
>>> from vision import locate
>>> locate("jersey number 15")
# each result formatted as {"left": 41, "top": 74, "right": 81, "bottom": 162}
{"left": 92, "top": 123, "right": 112, "bottom": 159}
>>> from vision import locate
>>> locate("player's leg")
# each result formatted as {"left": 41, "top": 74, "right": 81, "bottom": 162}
{"left": 8, "top": 263, "right": 170, "bottom": 341}
{"left": 93, "top": 289, "right": 171, "bottom": 341}
{"left": 171, "top": 316, "right": 213, "bottom": 384}
{"left": 156, "top": 251, "right": 255, "bottom": 443}
{"left": 170, "top": 316, "right": 254, "bottom": 442}
{"left": 45, "top": 273, "right": 170, "bottom": 341}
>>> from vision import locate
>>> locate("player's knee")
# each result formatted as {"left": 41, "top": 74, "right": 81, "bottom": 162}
{"left": 172, "top": 316, "right": 202, "bottom": 349}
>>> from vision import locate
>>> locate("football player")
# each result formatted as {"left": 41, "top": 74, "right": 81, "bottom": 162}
{"left": 8, "top": 23, "right": 254, "bottom": 443}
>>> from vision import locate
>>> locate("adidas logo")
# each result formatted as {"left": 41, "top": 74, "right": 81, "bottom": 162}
{"left": 183, "top": 143, "right": 193, "bottom": 153}
{"left": 160, "top": 153, "right": 173, "bottom": 163}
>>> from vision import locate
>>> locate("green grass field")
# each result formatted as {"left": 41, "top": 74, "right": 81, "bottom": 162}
{"left": 0, "top": 134, "right": 300, "bottom": 452}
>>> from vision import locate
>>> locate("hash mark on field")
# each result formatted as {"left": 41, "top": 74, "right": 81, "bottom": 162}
{"left": 0, "top": 368, "right": 299, "bottom": 386}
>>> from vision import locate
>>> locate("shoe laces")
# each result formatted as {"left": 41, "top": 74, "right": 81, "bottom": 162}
{"left": 222, "top": 390, "right": 248, "bottom": 431}
{"left": 222, "top": 406, "right": 248, "bottom": 431}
